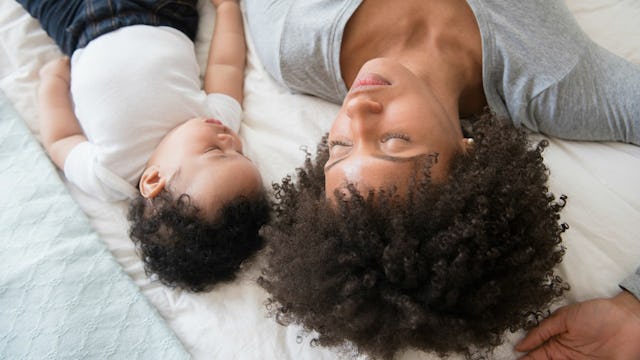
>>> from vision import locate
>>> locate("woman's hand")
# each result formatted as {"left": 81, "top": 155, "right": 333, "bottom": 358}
{"left": 211, "top": 0, "right": 238, "bottom": 8}
{"left": 516, "top": 291, "right": 640, "bottom": 359}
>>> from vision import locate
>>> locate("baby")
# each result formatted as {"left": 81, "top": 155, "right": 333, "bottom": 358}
{"left": 26, "top": 0, "right": 269, "bottom": 291}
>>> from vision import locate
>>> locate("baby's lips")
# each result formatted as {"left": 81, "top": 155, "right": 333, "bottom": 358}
{"left": 205, "top": 118, "right": 222, "bottom": 125}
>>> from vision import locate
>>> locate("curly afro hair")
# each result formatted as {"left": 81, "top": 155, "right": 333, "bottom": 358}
{"left": 128, "top": 189, "right": 270, "bottom": 292}
{"left": 259, "top": 113, "right": 569, "bottom": 359}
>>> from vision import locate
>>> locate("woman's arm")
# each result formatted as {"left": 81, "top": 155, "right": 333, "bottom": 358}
{"left": 38, "top": 57, "right": 87, "bottom": 170}
{"left": 204, "top": 0, "right": 246, "bottom": 104}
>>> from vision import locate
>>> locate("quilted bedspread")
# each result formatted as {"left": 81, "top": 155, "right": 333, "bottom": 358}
{"left": 0, "top": 92, "right": 190, "bottom": 360}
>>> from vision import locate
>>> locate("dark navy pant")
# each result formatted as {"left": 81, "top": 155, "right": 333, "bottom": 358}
{"left": 16, "top": 0, "right": 198, "bottom": 55}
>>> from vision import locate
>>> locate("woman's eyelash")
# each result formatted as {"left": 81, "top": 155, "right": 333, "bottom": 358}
{"left": 329, "top": 139, "right": 351, "bottom": 147}
{"left": 381, "top": 133, "right": 410, "bottom": 142}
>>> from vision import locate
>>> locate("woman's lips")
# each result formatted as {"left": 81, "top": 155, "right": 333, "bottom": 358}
{"left": 351, "top": 73, "right": 391, "bottom": 89}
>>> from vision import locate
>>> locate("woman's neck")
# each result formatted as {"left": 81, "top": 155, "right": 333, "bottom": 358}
{"left": 340, "top": 0, "right": 486, "bottom": 118}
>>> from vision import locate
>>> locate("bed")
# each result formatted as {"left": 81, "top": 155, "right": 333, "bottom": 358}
{"left": 0, "top": 0, "right": 638, "bottom": 359}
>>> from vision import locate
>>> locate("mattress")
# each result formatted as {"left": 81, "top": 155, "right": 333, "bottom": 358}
{"left": 1, "top": 0, "right": 639, "bottom": 359}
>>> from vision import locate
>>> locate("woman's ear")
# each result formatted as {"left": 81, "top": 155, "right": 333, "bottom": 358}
{"left": 461, "top": 137, "right": 475, "bottom": 154}
{"left": 139, "top": 166, "right": 166, "bottom": 199}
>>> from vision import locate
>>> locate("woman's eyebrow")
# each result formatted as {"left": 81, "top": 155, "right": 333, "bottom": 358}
{"left": 324, "top": 153, "right": 421, "bottom": 172}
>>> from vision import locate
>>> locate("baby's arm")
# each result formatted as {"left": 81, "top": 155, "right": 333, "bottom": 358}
{"left": 38, "top": 57, "right": 87, "bottom": 170}
{"left": 204, "top": 0, "right": 246, "bottom": 104}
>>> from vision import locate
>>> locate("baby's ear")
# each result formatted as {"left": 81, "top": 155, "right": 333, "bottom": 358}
{"left": 139, "top": 166, "right": 166, "bottom": 199}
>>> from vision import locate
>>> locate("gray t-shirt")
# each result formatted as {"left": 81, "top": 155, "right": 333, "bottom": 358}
{"left": 245, "top": 0, "right": 640, "bottom": 145}
{"left": 246, "top": 0, "right": 359, "bottom": 104}
{"left": 621, "top": 267, "right": 640, "bottom": 300}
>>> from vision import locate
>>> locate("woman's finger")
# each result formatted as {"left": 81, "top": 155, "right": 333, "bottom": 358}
{"left": 515, "top": 306, "right": 569, "bottom": 352}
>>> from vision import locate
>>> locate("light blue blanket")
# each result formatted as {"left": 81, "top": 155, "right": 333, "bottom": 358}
{"left": 0, "top": 92, "right": 190, "bottom": 359}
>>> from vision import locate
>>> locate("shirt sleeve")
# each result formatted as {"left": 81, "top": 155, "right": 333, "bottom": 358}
{"left": 64, "top": 142, "right": 138, "bottom": 201}
{"left": 529, "top": 42, "right": 640, "bottom": 145}
{"left": 205, "top": 93, "right": 243, "bottom": 133}
{"left": 620, "top": 266, "right": 640, "bottom": 300}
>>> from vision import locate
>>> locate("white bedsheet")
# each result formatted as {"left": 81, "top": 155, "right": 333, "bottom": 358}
{"left": 1, "top": 0, "right": 639, "bottom": 359}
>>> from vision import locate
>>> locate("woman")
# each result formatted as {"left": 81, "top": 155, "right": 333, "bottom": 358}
{"left": 245, "top": 0, "right": 640, "bottom": 359}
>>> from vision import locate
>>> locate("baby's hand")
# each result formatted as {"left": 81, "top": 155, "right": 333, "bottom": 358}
{"left": 211, "top": 0, "right": 238, "bottom": 8}
{"left": 39, "top": 57, "right": 70, "bottom": 84}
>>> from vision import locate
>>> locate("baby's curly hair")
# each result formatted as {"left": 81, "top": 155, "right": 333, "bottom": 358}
{"left": 259, "top": 113, "right": 569, "bottom": 359}
{"left": 128, "top": 190, "right": 270, "bottom": 292}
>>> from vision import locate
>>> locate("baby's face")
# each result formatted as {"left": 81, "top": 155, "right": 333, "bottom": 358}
{"left": 149, "top": 117, "right": 263, "bottom": 217}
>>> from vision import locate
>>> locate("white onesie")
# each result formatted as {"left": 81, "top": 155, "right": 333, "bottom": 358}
{"left": 65, "top": 25, "right": 241, "bottom": 201}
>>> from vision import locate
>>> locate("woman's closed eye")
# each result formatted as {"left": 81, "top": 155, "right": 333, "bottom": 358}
{"left": 381, "top": 133, "right": 411, "bottom": 152}
{"left": 329, "top": 139, "right": 352, "bottom": 148}
{"left": 328, "top": 138, "right": 352, "bottom": 157}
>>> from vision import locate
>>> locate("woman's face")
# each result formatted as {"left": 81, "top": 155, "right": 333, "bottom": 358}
{"left": 325, "top": 58, "right": 466, "bottom": 198}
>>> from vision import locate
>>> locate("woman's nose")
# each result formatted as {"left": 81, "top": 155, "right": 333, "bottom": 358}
{"left": 345, "top": 97, "right": 383, "bottom": 118}
{"left": 345, "top": 97, "right": 383, "bottom": 135}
